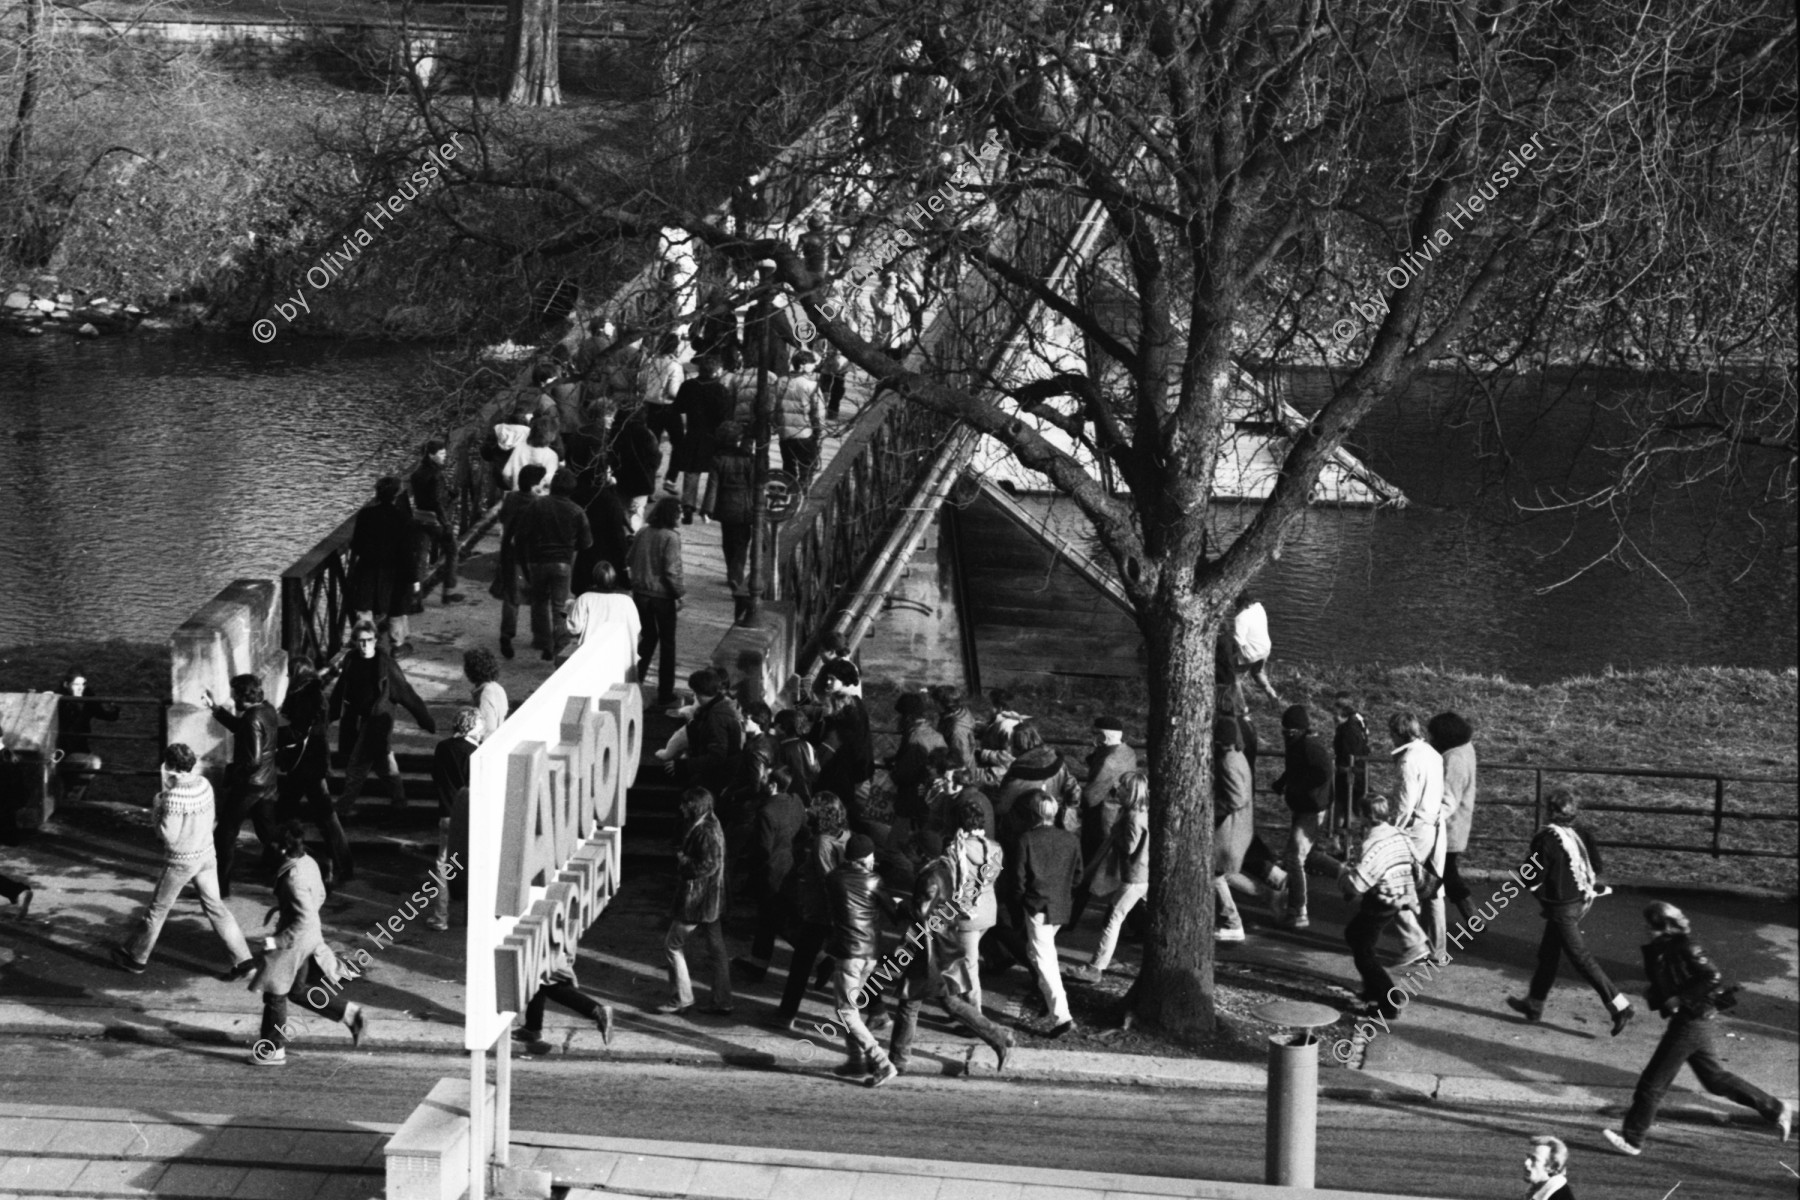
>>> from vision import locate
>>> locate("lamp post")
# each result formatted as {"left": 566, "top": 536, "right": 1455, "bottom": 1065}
{"left": 1250, "top": 999, "right": 1341, "bottom": 1188}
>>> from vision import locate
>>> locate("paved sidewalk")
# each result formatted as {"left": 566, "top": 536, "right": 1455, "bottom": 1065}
{"left": 0, "top": 1103, "right": 1455, "bottom": 1200}
{"left": 1, "top": 799, "right": 1793, "bottom": 1125}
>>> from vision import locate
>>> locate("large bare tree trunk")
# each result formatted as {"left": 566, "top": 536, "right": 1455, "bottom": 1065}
{"left": 1129, "top": 596, "right": 1220, "bottom": 1038}
{"left": 3, "top": 0, "right": 44, "bottom": 191}
{"left": 503, "top": 0, "right": 560, "bottom": 107}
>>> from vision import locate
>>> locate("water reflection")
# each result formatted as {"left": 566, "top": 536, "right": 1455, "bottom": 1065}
{"left": 1, "top": 333, "right": 434, "bottom": 647}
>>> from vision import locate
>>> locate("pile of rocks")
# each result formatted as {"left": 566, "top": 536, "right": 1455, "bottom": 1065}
{"left": 2, "top": 277, "right": 143, "bottom": 337}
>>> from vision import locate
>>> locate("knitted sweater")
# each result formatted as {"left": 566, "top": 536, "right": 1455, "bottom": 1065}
{"left": 155, "top": 774, "right": 216, "bottom": 865}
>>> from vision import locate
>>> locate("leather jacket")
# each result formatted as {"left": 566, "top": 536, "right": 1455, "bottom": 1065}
{"left": 1643, "top": 932, "right": 1727, "bottom": 1020}
{"left": 826, "top": 860, "right": 885, "bottom": 960}
{"left": 213, "top": 701, "right": 279, "bottom": 795}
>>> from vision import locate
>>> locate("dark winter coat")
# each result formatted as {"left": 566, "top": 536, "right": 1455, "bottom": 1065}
{"left": 1273, "top": 732, "right": 1334, "bottom": 815}
{"left": 891, "top": 718, "right": 947, "bottom": 821}
{"left": 1013, "top": 823, "right": 1083, "bottom": 925}
{"left": 56, "top": 695, "right": 120, "bottom": 756}
{"left": 277, "top": 678, "right": 331, "bottom": 789}
{"left": 682, "top": 694, "right": 745, "bottom": 796}
{"left": 673, "top": 810, "right": 727, "bottom": 924}
{"left": 611, "top": 418, "right": 663, "bottom": 499}
{"left": 674, "top": 377, "right": 736, "bottom": 471}
{"left": 711, "top": 444, "right": 757, "bottom": 526}
{"left": 996, "top": 746, "right": 1082, "bottom": 834}
{"left": 574, "top": 485, "right": 633, "bottom": 591}
{"left": 1528, "top": 823, "right": 1606, "bottom": 907}
{"left": 812, "top": 698, "right": 874, "bottom": 801}
{"left": 754, "top": 792, "right": 806, "bottom": 894}
{"left": 329, "top": 648, "right": 436, "bottom": 756}
{"left": 345, "top": 499, "right": 416, "bottom": 617}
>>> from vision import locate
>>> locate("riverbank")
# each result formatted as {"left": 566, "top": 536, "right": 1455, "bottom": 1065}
{"left": 862, "top": 662, "right": 1800, "bottom": 893}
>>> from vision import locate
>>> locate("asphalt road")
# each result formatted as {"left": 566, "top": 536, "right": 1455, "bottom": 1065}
{"left": 1, "top": 1040, "right": 1793, "bottom": 1200}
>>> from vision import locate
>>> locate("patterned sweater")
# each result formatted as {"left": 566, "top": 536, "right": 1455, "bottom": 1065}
{"left": 155, "top": 774, "right": 216, "bottom": 865}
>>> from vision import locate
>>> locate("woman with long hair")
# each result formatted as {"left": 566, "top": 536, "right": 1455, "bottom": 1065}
{"left": 627, "top": 496, "right": 687, "bottom": 705}
{"left": 1429, "top": 711, "right": 1478, "bottom": 924}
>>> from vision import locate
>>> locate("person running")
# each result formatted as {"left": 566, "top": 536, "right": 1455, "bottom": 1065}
{"left": 1601, "top": 901, "right": 1792, "bottom": 1155}
{"left": 513, "top": 942, "right": 615, "bottom": 1054}
{"left": 1506, "top": 788, "right": 1635, "bottom": 1036}
{"left": 206, "top": 674, "right": 281, "bottom": 897}
{"left": 658, "top": 788, "right": 732, "bottom": 1016}
{"left": 887, "top": 829, "right": 1015, "bottom": 1075}
{"left": 1338, "top": 793, "right": 1419, "bottom": 1020}
{"left": 247, "top": 822, "right": 369, "bottom": 1066}
{"left": 330, "top": 619, "right": 437, "bottom": 817}
{"left": 1430, "top": 711, "right": 1479, "bottom": 925}
{"left": 1272, "top": 704, "right": 1335, "bottom": 929}
{"left": 629, "top": 496, "right": 687, "bottom": 706}
{"left": 1073, "top": 771, "right": 1149, "bottom": 981}
{"left": 1012, "top": 790, "right": 1082, "bottom": 1038}
{"left": 112, "top": 743, "right": 257, "bottom": 978}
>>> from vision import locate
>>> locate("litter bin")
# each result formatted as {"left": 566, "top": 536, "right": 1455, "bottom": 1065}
{"left": 1252, "top": 998, "right": 1341, "bottom": 1189}
{"left": 0, "top": 692, "right": 63, "bottom": 837}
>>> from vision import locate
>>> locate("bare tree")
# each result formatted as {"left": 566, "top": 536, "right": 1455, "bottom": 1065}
{"left": 389, "top": 0, "right": 1795, "bottom": 1037}
{"left": 503, "top": 0, "right": 561, "bottom": 107}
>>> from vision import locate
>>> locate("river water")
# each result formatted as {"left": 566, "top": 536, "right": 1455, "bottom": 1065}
{"left": 1, "top": 336, "right": 1794, "bottom": 682}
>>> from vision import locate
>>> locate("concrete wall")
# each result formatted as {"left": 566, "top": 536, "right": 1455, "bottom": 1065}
{"left": 711, "top": 600, "right": 798, "bottom": 701}
{"left": 166, "top": 579, "right": 289, "bottom": 783}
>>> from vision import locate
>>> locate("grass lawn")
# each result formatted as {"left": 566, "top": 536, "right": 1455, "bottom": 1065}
{"left": 864, "top": 663, "right": 1799, "bottom": 894}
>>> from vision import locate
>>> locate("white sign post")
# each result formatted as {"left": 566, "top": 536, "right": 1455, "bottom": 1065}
{"left": 462, "top": 625, "right": 640, "bottom": 1200}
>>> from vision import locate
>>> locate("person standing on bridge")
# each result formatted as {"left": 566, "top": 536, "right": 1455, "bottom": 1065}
{"left": 674, "top": 355, "right": 734, "bottom": 525}
{"left": 409, "top": 438, "right": 464, "bottom": 606}
{"left": 495, "top": 463, "right": 547, "bottom": 660}
{"left": 511, "top": 468, "right": 592, "bottom": 661}
{"left": 710, "top": 421, "right": 758, "bottom": 624}
{"left": 1506, "top": 788, "right": 1634, "bottom": 1036}
{"left": 330, "top": 619, "right": 437, "bottom": 818}
{"left": 276, "top": 658, "right": 352, "bottom": 888}
{"left": 774, "top": 352, "right": 826, "bottom": 489}
{"left": 637, "top": 332, "right": 687, "bottom": 492}
{"left": 629, "top": 496, "right": 686, "bottom": 707}
{"left": 566, "top": 561, "right": 641, "bottom": 666}
{"left": 1601, "top": 901, "right": 1792, "bottom": 1156}
{"left": 345, "top": 475, "right": 418, "bottom": 658}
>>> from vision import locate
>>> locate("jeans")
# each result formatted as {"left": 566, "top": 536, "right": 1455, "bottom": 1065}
{"left": 527, "top": 561, "right": 573, "bottom": 651}
{"left": 955, "top": 927, "right": 987, "bottom": 1011}
{"left": 821, "top": 370, "right": 846, "bottom": 420}
{"left": 777, "top": 920, "right": 830, "bottom": 1022}
{"left": 721, "top": 522, "right": 753, "bottom": 595}
{"left": 1443, "top": 851, "right": 1472, "bottom": 911}
{"left": 260, "top": 959, "right": 348, "bottom": 1049}
{"left": 1215, "top": 877, "right": 1243, "bottom": 931}
{"left": 214, "top": 784, "right": 278, "bottom": 896}
{"left": 523, "top": 980, "right": 603, "bottom": 1034}
{"left": 665, "top": 918, "right": 731, "bottom": 1009}
{"left": 339, "top": 716, "right": 400, "bottom": 810}
{"left": 413, "top": 511, "right": 459, "bottom": 592}
{"left": 1406, "top": 821, "right": 1447, "bottom": 958}
{"left": 888, "top": 973, "right": 1007, "bottom": 1067}
{"left": 1090, "top": 882, "right": 1148, "bottom": 970}
{"left": 1528, "top": 899, "right": 1621, "bottom": 1009}
{"left": 1284, "top": 811, "right": 1324, "bottom": 918}
{"left": 834, "top": 955, "right": 888, "bottom": 1065}
{"left": 125, "top": 856, "right": 252, "bottom": 967}
{"left": 634, "top": 594, "right": 680, "bottom": 699}
{"left": 680, "top": 471, "right": 712, "bottom": 515}
{"left": 1023, "top": 913, "right": 1070, "bottom": 1024}
{"left": 1621, "top": 1014, "right": 1782, "bottom": 1146}
{"left": 1345, "top": 900, "right": 1402, "bottom": 1009}
{"left": 779, "top": 436, "right": 820, "bottom": 486}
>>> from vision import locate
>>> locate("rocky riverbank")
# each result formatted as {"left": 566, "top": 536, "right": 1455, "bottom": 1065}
{"left": 2, "top": 276, "right": 146, "bottom": 338}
